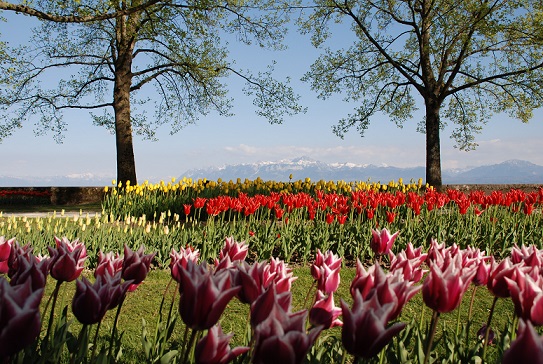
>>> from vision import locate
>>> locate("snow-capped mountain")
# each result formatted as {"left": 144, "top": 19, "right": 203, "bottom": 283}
{"left": 180, "top": 157, "right": 543, "bottom": 184}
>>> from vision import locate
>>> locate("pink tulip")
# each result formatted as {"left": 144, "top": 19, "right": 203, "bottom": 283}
{"left": 72, "top": 273, "right": 131, "bottom": 325}
{"left": 370, "top": 228, "right": 399, "bottom": 256}
{"left": 351, "top": 262, "right": 420, "bottom": 321}
{"left": 215, "top": 237, "right": 248, "bottom": 271}
{"left": 95, "top": 251, "right": 123, "bottom": 279}
{"left": 170, "top": 245, "right": 200, "bottom": 283}
{"left": 250, "top": 283, "right": 292, "bottom": 328}
{"left": 389, "top": 243, "right": 427, "bottom": 283}
{"left": 252, "top": 295, "right": 321, "bottom": 364}
{"left": 311, "top": 249, "right": 342, "bottom": 294}
{"left": 194, "top": 324, "right": 250, "bottom": 364}
{"left": 48, "top": 237, "right": 87, "bottom": 282}
{"left": 0, "top": 237, "right": 15, "bottom": 274}
{"left": 0, "top": 278, "right": 44, "bottom": 358}
{"left": 502, "top": 319, "right": 543, "bottom": 364}
{"left": 8, "top": 249, "right": 50, "bottom": 292}
{"left": 341, "top": 291, "right": 406, "bottom": 359}
{"left": 487, "top": 257, "right": 518, "bottom": 298}
{"left": 506, "top": 267, "right": 543, "bottom": 326}
{"left": 309, "top": 291, "right": 342, "bottom": 329}
{"left": 178, "top": 261, "right": 240, "bottom": 330}
{"left": 122, "top": 244, "right": 156, "bottom": 287}
{"left": 510, "top": 244, "right": 543, "bottom": 266}
{"left": 422, "top": 254, "right": 475, "bottom": 313}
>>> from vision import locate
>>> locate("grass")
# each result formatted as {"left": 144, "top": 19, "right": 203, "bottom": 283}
{"left": 38, "top": 265, "right": 515, "bottom": 363}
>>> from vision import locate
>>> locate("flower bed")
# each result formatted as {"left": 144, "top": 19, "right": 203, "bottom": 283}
{"left": 1, "top": 232, "right": 542, "bottom": 363}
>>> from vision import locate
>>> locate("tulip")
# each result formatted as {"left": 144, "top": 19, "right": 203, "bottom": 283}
{"left": 170, "top": 245, "right": 200, "bottom": 283}
{"left": 0, "top": 236, "right": 15, "bottom": 274}
{"left": 311, "top": 249, "right": 342, "bottom": 294}
{"left": 341, "top": 291, "right": 406, "bottom": 359}
{"left": 178, "top": 261, "right": 240, "bottom": 330}
{"left": 252, "top": 297, "right": 321, "bottom": 364}
{"left": 48, "top": 237, "right": 87, "bottom": 282}
{"left": 370, "top": 228, "right": 399, "bottom": 256}
{"left": 506, "top": 267, "right": 543, "bottom": 325}
{"left": 250, "top": 283, "right": 293, "bottom": 328}
{"left": 194, "top": 324, "right": 250, "bottom": 364}
{"left": 422, "top": 254, "right": 475, "bottom": 313}
{"left": 309, "top": 291, "right": 342, "bottom": 329}
{"left": 502, "top": 319, "right": 543, "bottom": 364}
{"left": 8, "top": 250, "right": 50, "bottom": 292}
{"left": 122, "top": 244, "right": 156, "bottom": 286}
{"left": 487, "top": 257, "right": 518, "bottom": 298}
{"left": 215, "top": 237, "right": 248, "bottom": 271}
{"left": 95, "top": 251, "right": 123, "bottom": 279}
{"left": 72, "top": 275, "right": 112, "bottom": 325}
{"left": 0, "top": 278, "right": 44, "bottom": 358}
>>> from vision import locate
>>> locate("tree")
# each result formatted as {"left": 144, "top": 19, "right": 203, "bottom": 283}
{"left": 0, "top": 0, "right": 303, "bottom": 184}
{"left": 299, "top": 0, "right": 543, "bottom": 188}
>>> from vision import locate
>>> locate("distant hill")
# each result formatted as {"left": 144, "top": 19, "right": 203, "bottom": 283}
{"left": 180, "top": 157, "right": 543, "bottom": 184}
{"left": 1, "top": 158, "right": 541, "bottom": 186}
{"left": 0, "top": 173, "right": 112, "bottom": 187}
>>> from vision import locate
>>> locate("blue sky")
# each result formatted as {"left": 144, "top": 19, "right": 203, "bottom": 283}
{"left": 0, "top": 10, "right": 542, "bottom": 183}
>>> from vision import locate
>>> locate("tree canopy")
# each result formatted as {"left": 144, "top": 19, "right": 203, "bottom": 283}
{"left": 0, "top": 0, "right": 303, "bottom": 183}
{"left": 299, "top": 0, "right": 543, "bottom": 187}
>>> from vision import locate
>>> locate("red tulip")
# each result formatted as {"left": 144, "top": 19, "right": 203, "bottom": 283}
{"left": 178, "top": 261, "right": 240, "bottom": 330}
{"left": 194, "top": 324, "right": 250, "bottom": 364}
{"left": 341, "top": 291, "right": 406, "bottom": 359}
{"left": 0, "top": 278, "right": 44, "bottom": 358}
{"left": 502, "top": 319, "right": 543, "bottom": 364}
{"left": 422, "top": 254, "right": 475, "bottom": 313}
{"left": 370, "top": 228, "right": 399, "bottom": 256}
{"left": 122, "top": 244, "right": 156, "bottom": 286}
{"left": 48, "top": 237, "right": 87, "bottom": 282}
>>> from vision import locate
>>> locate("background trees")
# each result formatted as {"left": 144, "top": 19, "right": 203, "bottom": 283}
{"left": 0, "top": 0, "right": 303, "bottom": 184}
{"left": 300, "top": 0, "right": 543, "bottom": 188}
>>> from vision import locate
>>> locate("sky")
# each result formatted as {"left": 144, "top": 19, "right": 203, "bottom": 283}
{"left": 0, "top": 9, "right": 542, "bottom": 184}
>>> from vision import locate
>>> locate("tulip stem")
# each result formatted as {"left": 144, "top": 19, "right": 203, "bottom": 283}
{"left": 303, "top": 280, "right": 317, "bottom": 310}
{"left": 182, "top": 329, "right": 198, "bottom": 364}
{"left": 424, "top": 310, "right": 440, "bottom": 364}
{"left": 90, "top": 320, "right": 102, "bottom": 363}
{"left": 482, "top": 296, "right": 498, "bottom": 360}
{"left": 43, "top": 280, "right": 63, "bottom": 351}
{"left": 108, "top": 294, "right": 126, "bottom": 361}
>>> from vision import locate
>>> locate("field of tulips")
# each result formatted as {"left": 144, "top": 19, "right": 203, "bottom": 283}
{"left": 1, "top": 178, "right": 543, "bottom": 363}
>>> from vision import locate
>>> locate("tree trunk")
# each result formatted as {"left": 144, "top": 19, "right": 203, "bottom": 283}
{"left": 425, "top": 99, "right": 442, "bottom": 189}
{"left": 113, "top": 11, "right": 137, "bottom": 186}
{"left": 113, "top": 68, "right": 137, "bottom": 185}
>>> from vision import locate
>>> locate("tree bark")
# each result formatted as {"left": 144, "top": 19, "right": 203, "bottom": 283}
{"left": 113, "top": 12, "right": 137, "bottom": 185}
{"left": 425, "top": 98, "right": 442, "bottom": 189}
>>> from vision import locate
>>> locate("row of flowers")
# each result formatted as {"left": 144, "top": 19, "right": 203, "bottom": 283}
{"left": 2, "top": 228, "right": 543, "bottom": 363}
{"left": 102, "top": 177, "right": 429, "bottom": 219}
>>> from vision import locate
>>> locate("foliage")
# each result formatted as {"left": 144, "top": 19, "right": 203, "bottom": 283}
{"left": 0, "top": 0, "right": 304, "bottom": 183}
{"left": 297, "top": 0, "right": 543, "bottom": 186}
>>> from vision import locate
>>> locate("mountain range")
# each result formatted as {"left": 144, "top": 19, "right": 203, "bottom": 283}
{"left": 1, "top": 158, "right": 542, "bottom": 186}
{"left": 180, "top": 157, "right": 543, "bottom": 185}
